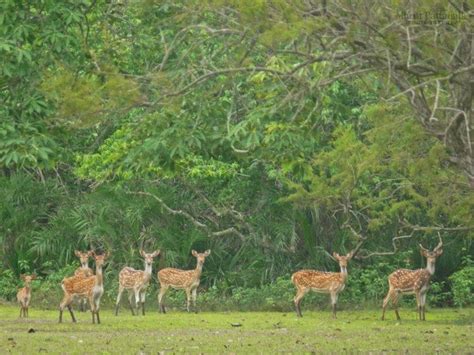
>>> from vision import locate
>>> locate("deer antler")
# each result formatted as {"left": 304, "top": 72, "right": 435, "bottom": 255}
{"left": 434, "top": 232, "right": 443, "bottom": 251}
{"left": 418, "top": 243, "right": 429, "bottom": 252}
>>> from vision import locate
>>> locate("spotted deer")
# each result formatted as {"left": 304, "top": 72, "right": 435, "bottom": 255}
{"left": 115, "top": 249, "right": 160, "bottom": 316}
{"left": 59, "top": 251, "right": 109, "bottom": 324}
{"left": 17, "top": 274, "right": 36, "bottom": 318}
{"left": 73, "top": 250, "right": 94, "bottom": 312}
{"left": 158, "top": 249, "right": 211, "bottom": 313}
{"left": 292, "top": 251, "right": 355, "bottom": 319}
{"left": 382, "top": 237, "right": 443, "bottom": 321}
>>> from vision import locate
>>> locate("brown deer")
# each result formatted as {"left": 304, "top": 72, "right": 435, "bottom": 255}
{"left": 73, "top": 250, "right": 93, "bottom": 312}
{"left": 17, "top": 274, "right": 36, "bottom": 318}
{"left": 74, "top": 250, "right": 94, "bottom": 277}
{"left": 59, "top": 251, "right": 109, "bottom": 324}
{"left": 158, "top": 249, "right": 211, "bottom": 313}
{"left": 382, "top": 237, "right": 443, "bottom": 321}
{"left": 292, "top": 251, "right": 355, "bottom": 319}
{"left": 115, "top": 249, "right": 160, "bottom": 316}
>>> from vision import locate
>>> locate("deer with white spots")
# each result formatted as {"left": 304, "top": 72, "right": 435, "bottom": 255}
{"left": 158, "top": 250, "right": 211, "bottom": 313}
{"left": 115, "top": 249, "right": 160, "bottom": 316}
{"left": 292, "top": 250, "right": 356, "bottom": 319}
{"left": 17, "top": 274, "right": 36, "bottom": 318}
{"left": 59, "top": 251, "right": 109, "bottom": 324}
{"left": 382, "top": 236, "right": 443, "bottom": 321}
{"left": 73, "top": 250, "right": 93, "bottom": 312}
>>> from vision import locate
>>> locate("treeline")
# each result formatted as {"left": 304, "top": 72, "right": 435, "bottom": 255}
{"left": 0, "top": 1, "right": 472, "bottom": 308}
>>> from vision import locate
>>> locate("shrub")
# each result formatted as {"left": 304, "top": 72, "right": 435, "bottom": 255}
{"left": 0, "top": 270, "right": 18, "bottom": 301}
{"left": 449, "top": 257, "right": 474, "bottom": 307}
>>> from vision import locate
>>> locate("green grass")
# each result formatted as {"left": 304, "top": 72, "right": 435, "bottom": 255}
{"left": 0, "top": 304, "right": 472, "bottom": 353}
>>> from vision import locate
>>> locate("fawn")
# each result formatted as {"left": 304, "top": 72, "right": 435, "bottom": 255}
{"left": 158, "top": 249, "right": 211, "bottom": 313}
{"left": 292, "top": 251, "right": 354, "bottom": 318}
{"left": 115, "top": 249, "right": 160, "bottom": 316}
{"left": 59, "top": 251, "right": 109, "bottom": 324}
{"left": 17, "top": 274, "right": 36, "bottom": 318}
{"left": 73, "top": 250, "right": 94, "bottom": 312}
{"left": 382, "top": 237, "right": 443, "bottom": 321}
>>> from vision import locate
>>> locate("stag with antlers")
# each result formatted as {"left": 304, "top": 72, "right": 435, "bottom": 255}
{"left": 59, "top": 251, "right": 109, "bottom": 324}
{"left": 115, "top": 249, "right": 160, "bottom": 316}
{"left": 382, "top": 236, "right": 443, "bottom": 321}
{"left": 17, "top": 274, "right": 36, "bottom": 318}
{"left": 158, "top": 250, "right": 211, "bottom": 313}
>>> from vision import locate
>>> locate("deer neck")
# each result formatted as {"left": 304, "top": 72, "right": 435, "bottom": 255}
{"left": 144, "top": 262, "right": 153, "bottom": 280}
{"left": 339, "top": 265, "right": 348, "bottom": 282}
{"left": 81, "top": 262, "right": 88, "bottom": 269}
{"left": 426, "top": 259, "right": 436, "bottom": 276}
{"left": 194, "top": 261, "right": 204, "bottom": 280}
{"left": 95, "top": 265, "right": 104, "bottom": 286}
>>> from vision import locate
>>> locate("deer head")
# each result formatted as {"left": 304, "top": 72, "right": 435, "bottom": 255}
{"left": 91, "top": 251, "right": 109, "bottom": 268}
{"left": 192, "top": 249, "right": 211, "bottom": 266}
{"left": 140, "top": 249, "right": 160, "bottom": 267}
{"left": 75, "top": 250, "right": 92, "bottom": 267}
{"left": 20, "top": 274, "right": 36, "bottom": 285}
{"left": 419, "top": 236, "right": 443, "bottom": 274}
{"left": 332, "top": 252, "right": 354, "bottom": 272}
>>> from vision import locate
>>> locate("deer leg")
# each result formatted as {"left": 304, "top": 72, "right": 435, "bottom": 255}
{"left": 392, "top": 292, "right": 401, "bottom": 321}
{"left": 127, "top": 290, "right": 135, "bottom": 316}
{"left": 67, "top": 305, "right": 76, "bottom": 323}
{"left": 420, "top": 292, "right": 427, "bottom": 321}
{"left": 294, "top": 288, "right": 308, "bottom": 317}
{"left": 25, "top": 306, "right": 28, "bottom": 318}
{"left": 140, "top": 290, "right": 146, "bottom": 316}
{"left": 158, "top": 286, "right": 168, "bottom": 314}
{"left": 192, "top": 288, "right": 198, "bottom": 313}
{"left": 382, "top": 288, "right": 394, "bottom": 321}
{"left": 330, "top": 292, "right": 338, "bottom": 319}
{"left": 83, "top": 298, "right": 88, "bottom": 312}
{"left": 415, "top": 292, "right": 421, "bottom": 320}
{"left": 185, "top": 289, "right": 191, "bottom": 312}
{"left": 59, "top": 294, "right": 75, "bottom": 323}
{"left": 95, "top": 295, "right": 101, "bottom": 324}
{"left": 115, "top": 286, "right": 124, "bottom": 316}
{"left": 134, "top": 289, "right": 141, "bottom": 315}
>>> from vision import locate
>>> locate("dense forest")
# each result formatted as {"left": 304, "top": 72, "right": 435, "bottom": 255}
{"left": 0, "top": 0, "right": 472, "bottom": 309}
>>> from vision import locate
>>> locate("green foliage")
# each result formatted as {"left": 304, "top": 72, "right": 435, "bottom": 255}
{"left": 449, "top": 256, "right": 474, "bottom": 307}
{"left": 0, "top": 270, "right": 17, "bottom": 301}
{"left": 0, "top": 0, "right": 473, "bottom": 311}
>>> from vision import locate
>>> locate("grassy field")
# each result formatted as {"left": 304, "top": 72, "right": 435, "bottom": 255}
{"left": 0, "top": 304, "right": 472, "bottom": 353}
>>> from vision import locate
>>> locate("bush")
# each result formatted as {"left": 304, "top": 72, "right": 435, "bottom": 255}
{"left": 449, "top": 257, "right": 474, "bottom": 307}
{"left": 0, "top": 270, "right": 18, "bottom": 301}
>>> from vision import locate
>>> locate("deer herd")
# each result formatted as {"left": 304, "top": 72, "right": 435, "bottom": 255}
{"left": 15, "top": 237, "right": 444, "bottom": 324}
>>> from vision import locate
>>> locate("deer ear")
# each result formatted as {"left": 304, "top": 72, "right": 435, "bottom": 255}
{"left": 192, "top": 250, "right": 198, "bottom": 257}
{"left": 20, "top": 274, "right": 26, "bottom": 280}
{"left": 333, "top": 252, "right": 339, "bottom": 259}
{"left": 204, "top": 249, "right": 211, "bottom": 257}
{"left": 347, "top": 251, "right": 354, "bottom": 260}
{"left": 87, "top": 250, "right": 93, "bottom": 257}
{"left": 153, "top": 250, "right": 161, "bottom": 257}
{"left": 74, "top": 250, "right": 81, "bottom": 257}
{"left": 90, "top": 251, "right": 96, "bottom": 258}
{"left": 436, "top": 248, "right": 443, "bottom": 256}
{"left": 31, "top": 274, "right": 37, "bottom": 280}
{"left": 140, "top": 249, "right": 145, "bottom": 257}
{"left": 104, "top": 251, "right": 110, "bottom": 259}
